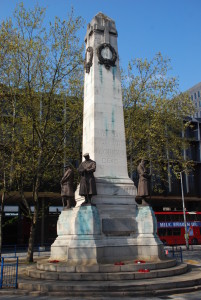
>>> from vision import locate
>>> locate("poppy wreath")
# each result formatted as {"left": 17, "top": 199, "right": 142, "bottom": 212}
{"left": 114, "top": 261, "right": 124, "bottom": 265}
{"left": 134, "top": 260, "right": 146, "bottom": 264}
{"left": 138, "top": 269, "right": 150, "bottom": 273}
{"left": 97, "top": 43, "right": 117, "bottom": 70}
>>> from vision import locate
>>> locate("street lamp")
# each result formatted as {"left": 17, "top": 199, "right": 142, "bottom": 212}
{"left": 180, "top": 171, "right": 189, "bottom": 250}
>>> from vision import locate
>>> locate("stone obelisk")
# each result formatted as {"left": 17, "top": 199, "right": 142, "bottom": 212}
{"left": 50, "top": 13, "right": 164, "bottom": 263}
{"left": 80, "top": 12, "right": 138, "bottom": 232}
{"left": 83, "top": 13, "right": 130, "bottom": 182}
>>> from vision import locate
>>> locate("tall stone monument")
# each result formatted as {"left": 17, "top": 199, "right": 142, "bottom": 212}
{"left": 51, "top": 13, "right": 164, "bottom": 263}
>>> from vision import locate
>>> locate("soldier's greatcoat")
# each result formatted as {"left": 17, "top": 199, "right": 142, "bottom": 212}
{"left": 60, "top": 168, "right": 74, "bottom": 197}
{"left": 78, "top": 159, "right": 97, "bottom": 196}
{"left": 137, "top": 162, "right": 151, "bottom": 197}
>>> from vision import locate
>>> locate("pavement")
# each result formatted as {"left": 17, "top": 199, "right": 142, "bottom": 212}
{"left": 1, "top": 291, "right": 201, "bottom": 299}
{"left": 1, "top": 246, "right": 201, "bottom": 299}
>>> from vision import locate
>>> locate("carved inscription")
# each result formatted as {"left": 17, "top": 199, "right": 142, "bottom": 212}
{"left": 96, "top": 129, "right": 122, "bottom": 138}
{"left": 102, "top": 158, "right": 118, "bottom": 164}
{"left": 95, "top": 148, "right": 125, "bottom": 156}
{"left": 95, "top": 137, "right": 125, "bottom": 148}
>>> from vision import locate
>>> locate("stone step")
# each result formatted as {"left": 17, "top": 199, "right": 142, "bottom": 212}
{"left": 37, "top": 258, "right": 176, "bottom": 273}
{"left": 17, "top": 266, "right": 201, "bottom": 296}
{"left": 2, "top": 284, "right": 201, "bottom": 298}
{"left": 27, "top": 262, "right": 188, "bottom": 281}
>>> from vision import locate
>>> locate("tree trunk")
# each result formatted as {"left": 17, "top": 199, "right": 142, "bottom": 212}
{"left": 0, "top": 193, "right": 5, "bottom": 262}
{"left": 26, "top": 201, "right": 39, "bottom": 262}
{"left": 0, "top": 202, "right": 3, "bottom": 262}
{"left": 0, "top": 171, "right": 6, "bottom": 262}
{"left": 26, "top": 175, "right": 40, "bottom": 263}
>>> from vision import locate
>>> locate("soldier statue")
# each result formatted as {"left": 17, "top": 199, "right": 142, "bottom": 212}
{"left": 78, "top": 153, "right": 97, "bottom": 205}
{"left": 137, "top": 159, "right": 151, "bottom": 206}
{"left": 60, "top": 164, "right": 75, "bottom": 210}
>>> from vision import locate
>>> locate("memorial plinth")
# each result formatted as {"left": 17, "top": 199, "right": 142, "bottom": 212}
{"left": 51, "top": 13, "right": 164, "bottom": 263}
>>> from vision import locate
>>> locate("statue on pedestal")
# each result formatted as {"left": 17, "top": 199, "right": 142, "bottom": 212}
{"left": 60, "top": 164, "right": 75, "bottom": 210}
{"left": 78, "top": 153, "right": 97, "bottom": 205}
{"left": 137, "top": 159, "right": 151, "bottom": 206}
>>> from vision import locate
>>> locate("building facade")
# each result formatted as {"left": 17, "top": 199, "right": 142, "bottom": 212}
{"left": 147, "top": 83, "right": 201, "bottom": 212}
{"left": 188, "top": 82, "right": 201, "bottom": 119}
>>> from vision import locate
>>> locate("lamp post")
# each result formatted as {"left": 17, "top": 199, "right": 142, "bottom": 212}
{"left": 180, "top": 171, "right": 189, "bottom": 250}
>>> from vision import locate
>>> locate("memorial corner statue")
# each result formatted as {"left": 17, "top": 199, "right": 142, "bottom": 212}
{"left": 60, "top": 164, "right": 75, "bottom": 210}
{"left": 137, "top": 159, "right": 151, "bottom": 206}
{"left": 78, "top": 153, "right": 97, "bottom": 205}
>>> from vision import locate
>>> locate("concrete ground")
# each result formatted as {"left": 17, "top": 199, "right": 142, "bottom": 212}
{"left": 1, "top": 246, "right": 201, "bottom": 299}
{"left": 0, "top": 292, "right": 201, "bottom": 299}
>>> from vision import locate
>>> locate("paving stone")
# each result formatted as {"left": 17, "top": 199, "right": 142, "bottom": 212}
{"left": 76, "top": 265, "right": 99, "bottom": 273}
{"left": 99, "top": 265, "right": 120, "bottom": 273}
{"left": 59, "top": 273, "right": 82, "bottom": 280}
{"left": 40, "top": 272, "right": 59, "bottom": 280}
{"left": 107, "top": 273, "right": 135, "bottom": 280}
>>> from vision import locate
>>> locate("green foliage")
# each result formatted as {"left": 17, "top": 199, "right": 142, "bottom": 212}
{"left": 0, "top": 2, "right": 84, "bottom": 261}
{"left": 2, "top": 216, "right": 18, "bottom": 228}
{"left": 122, "top": 53, "right": 195, "bottom": 191}
{"left": 0, "top": 2, "right": 84, "bottom": 192}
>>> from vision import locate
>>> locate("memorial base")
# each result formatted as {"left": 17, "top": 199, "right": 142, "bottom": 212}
{"left": 50, "top": 205, "right": 165, "bottom": 263}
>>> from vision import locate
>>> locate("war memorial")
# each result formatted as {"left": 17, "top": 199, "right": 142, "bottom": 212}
{"left": 50, "top": 12, "right": 164, "bottom": 264}
{"left": 10, "top": 13, "right": 201, "bottom": 297}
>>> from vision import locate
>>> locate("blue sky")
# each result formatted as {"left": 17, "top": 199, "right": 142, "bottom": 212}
{"left": 0, "top": 0, "right": 200, "bottom": 92}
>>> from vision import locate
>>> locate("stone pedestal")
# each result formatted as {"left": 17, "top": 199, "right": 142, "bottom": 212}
{"left": 51, "top": 205, "right": 164, "bottom": 263}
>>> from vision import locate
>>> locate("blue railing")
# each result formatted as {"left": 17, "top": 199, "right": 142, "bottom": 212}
{"left": 1, "top": 244, "right": 51, "bottom": 258}
{"left": 0, "top": 257, "right": 18, "bottom": 289}
{"left": 166, "top": 246, "right": 183, "bottom": 262}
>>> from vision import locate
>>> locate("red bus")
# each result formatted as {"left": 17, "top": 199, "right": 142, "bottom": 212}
{"left": 155, "top": 211, "right": 201, "bottom": 246}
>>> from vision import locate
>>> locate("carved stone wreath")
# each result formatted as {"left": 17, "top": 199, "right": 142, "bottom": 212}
{"left": 84, "top": 46, "right": 93, "bottom": 73}
{"left": 97, "top": 43, "right": 117, "bottom": 70}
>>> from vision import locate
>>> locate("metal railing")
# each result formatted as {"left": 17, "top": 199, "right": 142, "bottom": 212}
{"left": 166, "top": 246, "right": 183, "bottom": 262}
{"left": 1, "top": 244, "right": 51, "bottom": 258}
{"left": 0, "top": 257, "right": 18, "bottom": 289}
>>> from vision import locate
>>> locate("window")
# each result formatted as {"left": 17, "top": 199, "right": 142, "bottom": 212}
{"left": 200, "top": 111, "right": 201, "bottom": 118}
{"left": 191, "top": 95, "right": 193, "bottom": 101}
{"left": 198, "top": 91, "right": 200, "bottom": 98}
{"left": 167, "top": 228, "right": 172, "bottom": 236}
{"left": 194, "top": 93, "right": 197, "bottom": 99}
{"left": 172, "top": 228, "right": 181, "bottom": 236}
{"left": 195, "top": 102, "right": 198, "bottom": 107}
{"left": 158, "top": 228, "right": 166, "bottom": 236}
{"left": 199, "top": 101, "right": 201, "bottom": 107}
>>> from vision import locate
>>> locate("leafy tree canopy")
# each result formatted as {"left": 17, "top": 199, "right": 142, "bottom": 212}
{"left": 0, "top": 2, "right": 84, "bottom": 261}
{"left": 122, "top": 53, "right": 195, "bottom": 191}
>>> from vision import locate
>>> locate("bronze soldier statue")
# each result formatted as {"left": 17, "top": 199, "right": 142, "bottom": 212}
{"left": 60, "top": 164, "right": 75, "bottom": 210}
{"left": 137, "top": 159, "right": 151, "bottom": 206}
{"left": 78, "top": 153, "right": 97, "bottom": 205}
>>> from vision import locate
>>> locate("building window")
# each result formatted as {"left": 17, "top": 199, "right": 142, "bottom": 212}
{"left": 195, "top": 102, "right": 197, "bottom": 107}
{"left": 199, "top": 101, "right": 201, "bottom": 107}
{"left": 198, "top": 91, "right": 200, "bottom": 98}
{"left": 191, "top": 95, "right": 193, "bottom": 101}
{"left": 194, "top": 92, "right": 197, "bottom": 99}
{"left": 200, "top": 111, "right": 201, "bottom": 117}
